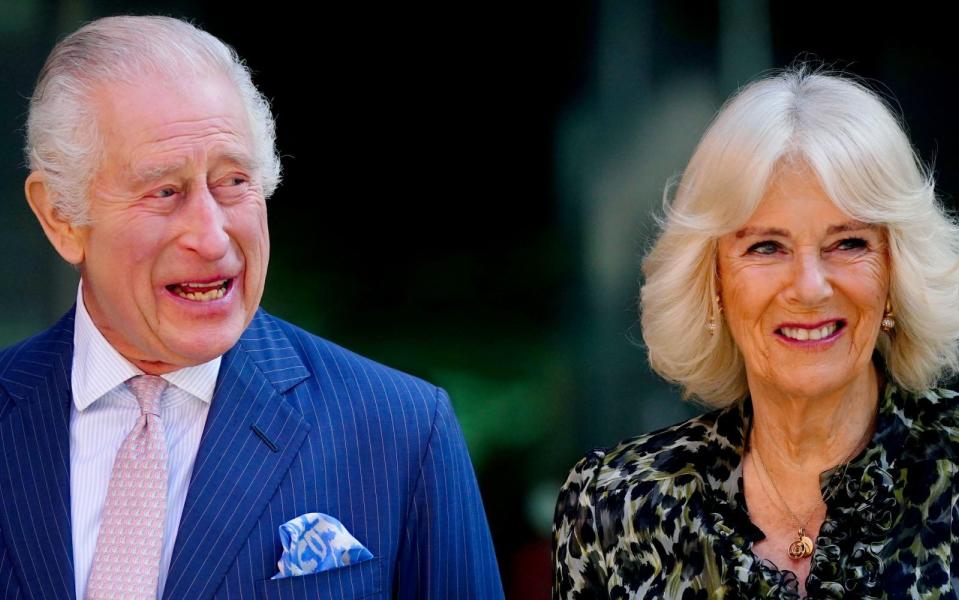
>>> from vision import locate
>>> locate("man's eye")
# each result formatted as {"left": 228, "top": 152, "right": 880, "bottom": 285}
{"left": 215, "top": 176, "right": 249, "bottom": 192}
{"left": 219, "top": 176, "right": 247, "bottom": 187}
{"left": 746, "top": 241, "right": 781, "bottom": 255}
{"left": 150, "top": 187, "right": 177, "bottom": 199}
{"left": 835, "top": 237, "right": 868, "bottom": 251}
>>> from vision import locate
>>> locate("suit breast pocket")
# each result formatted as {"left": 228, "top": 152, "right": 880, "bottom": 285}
{"left": 256, "top": 557, "right": 384, "bottom": 600}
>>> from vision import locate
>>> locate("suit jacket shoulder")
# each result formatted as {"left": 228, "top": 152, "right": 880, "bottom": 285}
{"left": 176, "top": 309, "right": 503, "bottom": 600}
{"left": 265, "top": 311, "right": 447, "bottom": 431}
{"left": 0, "top": 309, "right": 75, "bottom": 412}
{"left": 0, "top": 309, "right": 77, "bottom": 599}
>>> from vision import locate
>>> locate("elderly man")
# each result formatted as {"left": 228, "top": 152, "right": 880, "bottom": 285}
{"left": 0, "top": 15, "right": 502, "bottom": 600}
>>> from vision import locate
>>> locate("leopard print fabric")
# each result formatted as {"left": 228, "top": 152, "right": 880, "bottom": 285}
{"left": 553, "top": 380, "right": 959, "bottom": 599}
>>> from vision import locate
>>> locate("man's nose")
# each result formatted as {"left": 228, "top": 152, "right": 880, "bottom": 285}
{"left": 786, "top": 251, "right": 833, "bottom": 306}
{"left": 178, "top": 185, "right": 230, "bottom": 260}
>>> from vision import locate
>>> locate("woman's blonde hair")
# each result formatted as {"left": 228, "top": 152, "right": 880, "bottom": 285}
{"left": 640, "top": 66, "right": 959, "bottom": 407}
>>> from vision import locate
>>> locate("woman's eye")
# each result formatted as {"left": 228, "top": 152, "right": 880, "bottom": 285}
{"left": 834, "top": 237, "right": 868, "bottom": 251}
{"left": 746, "top": 241, "right": 781, "bottom": 255}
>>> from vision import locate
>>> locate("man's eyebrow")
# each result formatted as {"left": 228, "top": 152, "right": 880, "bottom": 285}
{"left": 132, "top": 160, "right": 187, "bottom": 185}
{"left": 131, "top": 151, "right": 258, "bottom": 185}
{"left": 218, "top": 150, "right": 258, "bottom": 172}
{"left": 734, "top": 220, "right": 878, "bottom": 239}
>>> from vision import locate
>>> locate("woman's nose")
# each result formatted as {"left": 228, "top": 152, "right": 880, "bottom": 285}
{"left": 786, "top": 251, "right": 833, "bottom": 307}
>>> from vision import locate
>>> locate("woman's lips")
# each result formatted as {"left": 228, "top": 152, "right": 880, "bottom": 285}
{"left": 775, "top": 319, "right": 846, "bottom": 344}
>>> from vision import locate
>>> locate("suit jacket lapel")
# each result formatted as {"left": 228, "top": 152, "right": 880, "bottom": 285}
{"left": 0, "top": 310, "right": 77, "bottom": 600}
{"left": 164, "top": 310, "right": 311, "bottom": 600}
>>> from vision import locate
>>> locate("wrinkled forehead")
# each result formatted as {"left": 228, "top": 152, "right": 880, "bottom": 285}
{"left": 90, "top": 71, "right": 256, "bottom": 178}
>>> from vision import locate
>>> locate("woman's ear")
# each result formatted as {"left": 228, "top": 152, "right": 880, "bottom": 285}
{"left": 24, "top": 171, "right": 86, "bottom": 265}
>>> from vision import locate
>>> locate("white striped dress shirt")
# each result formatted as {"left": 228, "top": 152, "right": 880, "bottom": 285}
{"left": 70, "top": 284, "right": 219, "bottom": 600}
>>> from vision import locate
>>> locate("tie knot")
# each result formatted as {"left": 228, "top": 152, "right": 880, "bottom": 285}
{"left": 126, "top": 375, "right": 168, "bottom": 416}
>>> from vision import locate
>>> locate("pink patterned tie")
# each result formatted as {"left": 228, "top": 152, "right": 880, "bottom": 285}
{"left": 87, "top": 375, "right": 169, "bottom": 600}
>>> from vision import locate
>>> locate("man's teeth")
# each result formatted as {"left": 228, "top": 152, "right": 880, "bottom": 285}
{"left": 780, "top": 323, "right": 838, "bottom": 341}
{"left": 174, "top": 280, "right": 228, "bottom": 301}
{"left": 177, "top": 288, "right": 225, "bottom": 301}
{"left": 181, "top": 279, "right": 227, "bottom": 289}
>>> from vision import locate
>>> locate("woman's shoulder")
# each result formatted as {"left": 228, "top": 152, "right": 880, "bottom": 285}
{"left": 552, "top": 408, "right": 742, "bottom": 597}
{"left": 899, "top": 385, "right": 959, "bottom": 422}
{"left": 893, "top": 384, "right": 959, "bottom": 459}
{"left": 559, "top": 402, "right": 744, "bottom": 503}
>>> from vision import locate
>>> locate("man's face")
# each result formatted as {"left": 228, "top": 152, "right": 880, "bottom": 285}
{"left": 77, "top": 72, "right": 270, "bottom": 373}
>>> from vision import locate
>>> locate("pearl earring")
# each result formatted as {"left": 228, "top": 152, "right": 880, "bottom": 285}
{"left": 706, "top": 295, "right": 723, "bottom": 335}
{"left": 881, "top": 299, "right": 895, "bottom": 333}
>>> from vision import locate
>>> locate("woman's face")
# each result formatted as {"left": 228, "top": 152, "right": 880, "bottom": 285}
{"left": 717, "top": 163, "right": 889, "bottom": 400}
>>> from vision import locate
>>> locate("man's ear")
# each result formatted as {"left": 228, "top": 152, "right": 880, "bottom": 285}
{"left": 24, "top": 171, "right": 85, "bottom": 265}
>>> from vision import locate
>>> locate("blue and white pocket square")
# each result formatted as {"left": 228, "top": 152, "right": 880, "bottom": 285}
{"left": 272, "top": 512, "right": 374, "bottom": 579}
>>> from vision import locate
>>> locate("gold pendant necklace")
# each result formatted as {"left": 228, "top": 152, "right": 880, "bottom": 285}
{"left": 747, "top": 385, "right": 878, "bottom": 561}
{"left": 750, "top": 432, "right": 865, "bottom": 561}
{"left": 787, "top": 527, "right": 815, "bottom": 559}
{"left": 751, "top": 446, "right": 820, "bottom": 560}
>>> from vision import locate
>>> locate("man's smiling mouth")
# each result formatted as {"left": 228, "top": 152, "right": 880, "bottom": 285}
{"left": 166, "top": 278, "right": 233, "bottom": 301}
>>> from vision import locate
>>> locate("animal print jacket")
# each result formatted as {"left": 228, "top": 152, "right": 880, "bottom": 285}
{"left": 553, "top": 380, "right": 959, "bottom": 599}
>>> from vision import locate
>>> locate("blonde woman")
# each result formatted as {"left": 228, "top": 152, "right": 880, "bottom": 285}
{"left": 553, "top": 68, "right": 959, "bottom": 599}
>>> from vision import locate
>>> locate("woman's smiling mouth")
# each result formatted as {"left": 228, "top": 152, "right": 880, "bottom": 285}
{"left": 775, "top": 319, "right": 846, "bottom": 343}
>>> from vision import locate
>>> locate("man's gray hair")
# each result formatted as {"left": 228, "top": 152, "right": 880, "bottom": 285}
{"left": 25, "top": 15, "right": 282, "bottom": 224}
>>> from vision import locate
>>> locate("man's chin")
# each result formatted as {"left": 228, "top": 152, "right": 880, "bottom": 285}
{"left": 132, "top": 358, "right": 188, "bottom": 376}
{"left": 173, "top": 336, "right": 238, "bottom": 365}
{"left": 156, "top": 305, "right": 253, "bottom": 355}
{"left": 139, "top": 328, "right": 245, "bottom": 373}
{"left": 132, "top": 349, "right": 226, "bottom": 375}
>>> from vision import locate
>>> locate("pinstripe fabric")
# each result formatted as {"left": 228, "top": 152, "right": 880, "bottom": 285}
{"left": 0, "top": 308, "right": 503, "bottom": 599}
{"left": 0, "top": 312, "right": 76, "bottom": 599}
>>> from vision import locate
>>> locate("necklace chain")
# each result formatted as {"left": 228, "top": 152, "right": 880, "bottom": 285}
{"left": 751, "top": 445, "right": 820, "bottom": 532}
{"left": 748, "top": 420, "right": 873, "bottom": 560}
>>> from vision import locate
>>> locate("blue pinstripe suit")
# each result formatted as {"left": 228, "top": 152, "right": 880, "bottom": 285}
{"left": 0, "top": 308, "right": 503, "bottom": 599}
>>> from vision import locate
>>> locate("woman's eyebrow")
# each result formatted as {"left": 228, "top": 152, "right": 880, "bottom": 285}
{"left": 734, "top": 220, "right": 877, "bottom": 239}
{"left": 734, "top": 226, "right": 789, "bottom": 239}
{"left": 826, "top": 220, "right": 878, "bottom": 235}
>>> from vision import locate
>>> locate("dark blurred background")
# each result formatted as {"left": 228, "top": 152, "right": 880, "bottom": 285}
{"left": 3, "top": 1, "right": 958, "bottom": 597}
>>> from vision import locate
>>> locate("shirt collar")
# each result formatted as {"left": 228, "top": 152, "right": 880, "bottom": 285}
{"left": 71, "top": 281, "right": 221, "bottom": 411}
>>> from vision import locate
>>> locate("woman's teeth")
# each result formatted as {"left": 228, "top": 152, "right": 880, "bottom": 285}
{"left": 780, "top": 322, "right": 838, "bottom": 341}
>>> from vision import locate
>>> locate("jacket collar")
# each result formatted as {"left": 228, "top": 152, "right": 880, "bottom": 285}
{"left": 162, "top": 309, "right": 312, "bottom": 600}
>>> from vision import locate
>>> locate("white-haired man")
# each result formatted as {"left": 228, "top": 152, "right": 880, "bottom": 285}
{"left": 0, "top": 15, "right": 502, "bottom": 600}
